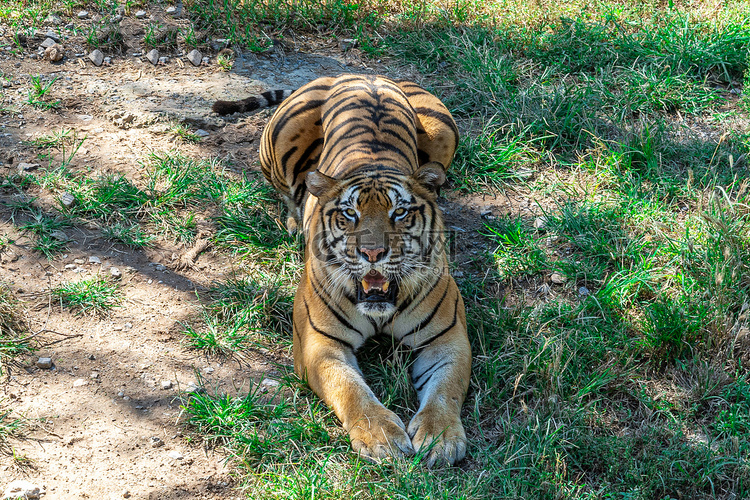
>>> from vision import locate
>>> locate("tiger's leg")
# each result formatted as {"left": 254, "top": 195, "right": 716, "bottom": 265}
{"left": 407, "top": 298, "right": 472, "bottom": 466}
{"left": 293, "top": 279, "right": 415, "bottom": 461}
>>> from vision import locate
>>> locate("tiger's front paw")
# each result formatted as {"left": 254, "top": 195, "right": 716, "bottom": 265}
{"left": 348, "top": 409, "right": 415, "bottom": 462}
{"left": 407, "top": 408, "right": 467, "bottom": 467}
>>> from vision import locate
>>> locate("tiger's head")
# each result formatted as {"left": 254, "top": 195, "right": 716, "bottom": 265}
{"left": 306, "top": 163, "right": 448, "bottom": 318}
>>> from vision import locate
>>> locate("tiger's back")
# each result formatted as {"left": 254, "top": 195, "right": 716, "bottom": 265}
{"left": 258, "top": 74, "right": 458, "bottom": 233}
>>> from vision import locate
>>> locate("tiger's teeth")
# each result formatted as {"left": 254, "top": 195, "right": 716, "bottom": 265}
{"left": 361, "top": 279, "right": 369, "bottom": 292}
{"left": 382, "top": 281, "right": 389, "bottom": 292}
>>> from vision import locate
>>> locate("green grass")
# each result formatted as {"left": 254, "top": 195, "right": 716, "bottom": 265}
{"left": 0, "top": 282, "right": 33, "bottom": 375}
{"left": 51, "top": 277, "right": 122, "bottom": 315}
{"left": 27, "top": 75, "right": 60, "bottom": 110}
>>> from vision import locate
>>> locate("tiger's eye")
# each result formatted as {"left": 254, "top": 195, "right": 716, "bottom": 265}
{"left": 345, "top": 208, "right": 357, "bottom": 217}
{"left": 393, "top": 207, "right": 407, "bottom": 217}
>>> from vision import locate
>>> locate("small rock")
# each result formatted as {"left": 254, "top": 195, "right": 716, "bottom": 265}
{"left": 89, "top": 256, "right": 101, "bottom": 264}
{"left": 533, "top": 217, "right": 547, "bottom": 230}
{"left": 78, "top": 10, "right": 89, "bottom": 19}
{"left": 168, "top": 450, "right": 184, "bottom": 460}
{"left": 184, "top": 382, "right": 202, "bottom": 394}
{"left": 51, "top": 230, "right": 69, "bottom": 241}
{"left": 158, "top": 56, "right": 168, "bottom": 65}
{"left": 186, "top": 49, "right": 202, "bottom": 66}
{"left": 109, "top": 267, "right": 122, "bottom": 279}
{"left": 117, "top": 391, "right": 125, "bottom": 397}
{"left": 123, "top": 491, "right": 131, "bottom": 498}
{"left": 146, "top": 49, "right": 159, "bottom": 65}
{"left": 194, "top": 129, "right": 209, "bottom": 138}
{"left": 103, "top": 56, "right": 111, "bottom": 66}
{"left": 88, "top": 354, "right": 96, "bottom": 360}
{"left": 132, "top": 51, "right": 143, "bottom": 57}
{"left": 36, "top": 357, "right": 53, "bottom": 369}
{"left": 160, "top": 380, "right": 173, "bottom": 390}
{"left": 201, "top": 56, "right": 210, "bottom": 65}
{"left": 60, "top": 191, "right": 76, "bottom": 208}
{"left": 73, "top": 378, "right": 88, "bottom": 387}
{"left": 45, "top": 30, "right": 61, "bottom": 42}
{"left": 2, "top": 480, "right": 45, "bottom": 500}
{"left": 135, "top": 10, "right": 147, "bottom": 19}
{"left": 579, "top": 286, "right": 590, "bottom": 296}
{"left": 203, "top": 367, "right": 214, "bottom": 374}
{"left": 166, "top": 6, "right": 177, "bottom": 15}
{"left": 40, "top": 37, "right": 57, "bottom": 49}
{"left": 480, "top": 209, "right": 493, "bottom": 219}
{"left": 74, "top": 258, "right": 85, "bottom": 265}
{"left": 123, "top": 322, "right": 133, "bottom": 330}
{"left": 339, "top": 38, "right": 358, "bottom": 51}
{"left": 64, "top": 264, "right": 77, "bottom": 270}
{"left": 91, "top": 372, "right": 99, "bottom": 379}
{"left": 44, "top": 43, "right": 65, "bottom": 62}
{"left": 111, "top": 14, "right": 123, "bottom": 23}
{"left": 150, "top": 436, "right": 164, "bottom": 448}
{"left": 17, "top": 162, "right": 40, "bottom": 172}
{"left": 88, "top": 49, "right": 104, "bottom": 67}
{"left": 550, "top": 272, "right": 566, "bottom": 284}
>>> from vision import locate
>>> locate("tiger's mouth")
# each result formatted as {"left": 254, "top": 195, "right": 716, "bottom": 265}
{"left": 356, "top": 270, "right": 398, "bottom": 304}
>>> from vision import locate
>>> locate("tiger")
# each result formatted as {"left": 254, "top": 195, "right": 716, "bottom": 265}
{"left": 214, "top": 74, "right": 472, "bottom": 466}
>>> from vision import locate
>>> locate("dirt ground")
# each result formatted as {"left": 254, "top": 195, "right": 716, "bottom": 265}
{"left": 0, "top": 11, "right": 523, "bottom": 500}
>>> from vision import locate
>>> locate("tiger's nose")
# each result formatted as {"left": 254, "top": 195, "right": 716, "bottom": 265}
{"left": 360, "top": 246, "right": 386, "bottom": 263}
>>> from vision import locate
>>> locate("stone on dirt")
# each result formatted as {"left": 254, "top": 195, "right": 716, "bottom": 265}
{"left": 135, "top": 10, "right": 147, "bottom": 19}
{"left": 150, "top": 436, "right": 165, "bottom": 448}
{"left": 160, "top": 380, "right": 173, "bottom": 390}
{"left": 186, "top": 49, "right": 202, "bottom": 67}
{"left": 17, "top": 162, "right": 40, "bottom": 172}
{"left": 550, "top": 272, "right": 566, "bottom": 284}
{"left": 2, "top": 480, "right": 45, "bottom": 500}
{"left": 60, "top": 191, "right": 76, "bottom": 208}
{"left": 73, "top": 378, "right": 88, "bottom": 387}
{"left": 77, "top": 10, "right": 89, "bottom": 19}
{"left": 109, "top": 267, "right": 122, "bottom": 279}
{"left": 40, "top": 37, "right": 56, "bottom": 49}
{"left": 45, "top": 31, "right": 60, "bottom": 42}
{"left": 168, "top": 450, "right": 184, "bottom": 460}
{"left": 44, "top": 44, "right": 65, "bottom": 62}
{"left": 36, "top": 357, "right": 53, "bottom": 369}
{"left": 88, "top": 49, "right": 104, "bottom": 67}
{"left": 146, "top": 49, "right": 159, "bottom": 65}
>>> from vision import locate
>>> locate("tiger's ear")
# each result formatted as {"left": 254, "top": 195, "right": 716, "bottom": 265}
{"left": 413, "top": 162, "right": 446, "bottom": 193}
{"left": 306, "top": 170, "right": 338, "bottom": 198}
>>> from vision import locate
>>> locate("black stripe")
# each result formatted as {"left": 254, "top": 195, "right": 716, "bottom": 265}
{"left": 303, "top": 298, "right": 354, "bottom": 350}
{"left": 291, "top": 137, "right": 324, "bottom": 180}
{"left": 416, "top": 295, "right": 459, "bottom": 348}
{"left": 414, "top": 361, "right": 451, "bottom": 392}
{"left": 402, "top": 280, "right": 450, "bottom": 338}
{"left": 271, "top": 99, "right": 326, "bottom": 144}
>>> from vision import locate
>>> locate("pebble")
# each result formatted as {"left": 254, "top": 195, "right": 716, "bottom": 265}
{"left": 124, "top": 322, "right": 133, "bottom": 330}
{"left": 186, "top": 49, "right": 202, "bottom": 67}
{"left": 36, "top": 357, "right": 53, "bottom": 369}
{"left": 74, "top": 258, "right": 85, "bottom": 265}
{"left": 184, "top": 382, "right": 201, "bottom": 394}
{"left": 89, "top": 49, "right": 104, "bottom": 67}
{"left": 89, "top": 256, "right": 101, "bottom": 264}
{"left": 112, "top": 14, "right": 123, "bottom": 23}
{"left": 90, "top": 372, "right": 99, "bottom": 379}
{"left": 2, "top": 480, "right": 45, "bottom": 500}
{"left": 73, "top": 378, "right": 88, "bottom": 387}
{"left": 339, "top": 38, "right": 358, "bottom": 51}
{"left": 109, "top": 267, "right": 122, "bottom": 279}
{"left": 17, "top": 162, "right": 40, "bottom": 172}
{"left": 533, "top": 217, "right": 547, "bottom": 230}
{"left": 146, "top": 49, "right": 159, "bottom": 65}
{"left": 64, "top": 264, "right": 77, "bottom": 270}
{"left": 203, "top": 367, "right": 214, "bottom": 374}
{"left": 150, "top": 436, "right": 164, "bottom": 448}
{"left": 201, "top": 56, "right": 210, "bottom": 65}
{"left": 168, "top": 450, "right": 184, "bottom": 460}
{"left": 45, "top": 30, "right": 61, "bottom": 42}
{"left": 579, "top": 286, "right": 590, "bottom": 296}
{"left": 166, "top": 6, "right": 177, "bottom": 15}
{"left": 135, "top": 10, "right": 147, "bottom": 19}
{"left": 60, "top": 191, "right": 76, "bottom": 208}
{"left": 44, "top": 43, "right": 65, "bottom": 62}
{"left": 194, "top": 129, "right": 209, "bottom": 138}
{"left": 158, "top": 56, "right": 168, "bottom": 65}
{"left": 40, "top": 37, "right": 57, "bottom": 49}
{"left": 123, "top": 491, "right": 131, "bottom": 498}
{"left": 117, "top": 390, "right": 125, "bottom": 397}
{"left": 103, "top": 56, "right": 112, "bottom": 66}
{"left": 160, "top": 380, "right": 173, "bottom": 390}
{"left": 550, "top": 272, "right": 566, "bottom": 284}
{"left": 78, "top": 10, "right": 89, "bottom": 19}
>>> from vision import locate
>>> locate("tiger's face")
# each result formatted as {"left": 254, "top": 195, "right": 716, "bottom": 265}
{"left": 307, "top": 163, "right": 447, "bottom": 318}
